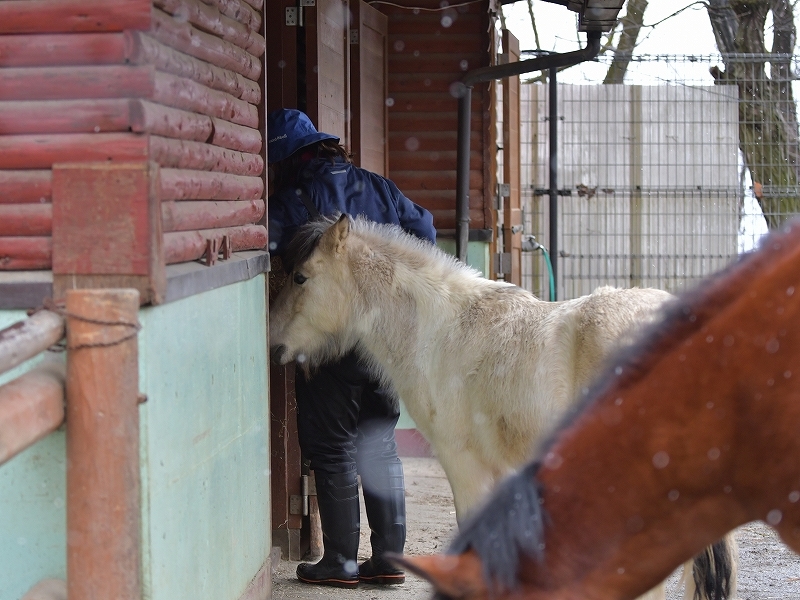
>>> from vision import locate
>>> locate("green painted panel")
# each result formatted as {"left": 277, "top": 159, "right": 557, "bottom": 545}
{"left": 139, "top": 275, "right": 270, "bottom": 600}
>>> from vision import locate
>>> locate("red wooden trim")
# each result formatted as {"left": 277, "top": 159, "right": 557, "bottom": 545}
{"left": 0, "top": 361, "right": 65, "bottom": 466}
{"left": 66, "top": 289, "right": 141, "bottom": 600}
{"left": 395, "top": 428, "right": 434, "bottom": 458}
{"left": 199, "top": 0, "right": 262, "bottom": 32}
{"left": 161, "top": 199, "right": 265, "bottom": 232}
{"left": 0, "top": 171, "right": 52, "bottom": 204}
{"left": 125, "top": 32, "right": 261, "bottom": 104}
{"left": 163, "top": 223, "right": 266, "bottom": 263}
{"left": 154, "top": 0, "right": 266, "bottom": 55}
{"left": 159, "top": 168, "right": 264, "bottom": 200}
{"left": 0, "top": 65, "right": 155, "bottom": 101}
{"left": 0, "top": 33, "right": 127, "bottom": 68}
{"left": 0, "top": 237, "right": 52, "bottom": 270}
{"left": 0, "top": 204, "right": 52, "bottom": 236}
{"left": 209, "top": 117, "right": 262, "bottom": 153}
{"left": 151, "top": 8, "right": 261, "bottom": 81}
{"left": 153, "top": 71, "right": 258, "bottom": 129}
{"left": 149, "top": 136, "right": 263, "bottom": 176}
{"left": 0, "top": 0, "right": 152, "bottom": 35}
{"left": 0, "top": 99, "right": 133, "bottom": 135}
{"left": 130, "top": 100, "right": 213, "bottom": 142}
{"left": 0, "top": 133, "right": 148, "bottom": 170}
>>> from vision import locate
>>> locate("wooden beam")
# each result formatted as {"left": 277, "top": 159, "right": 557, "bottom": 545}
{"left": 130, "top": 100, "right": 214, "bottom": 142}
{"left": 149, "top": 136, "right": 263, "bottom": 176}
{"left": 209, "top": 117, "right": 262, "bottom": 153}
{"left": 0, "top": 0, "right": 152, "bottom": 35}
{"left": 199, "top": 0, "right": 262, "bottom": 32}
{"left": 0, "top": 359, "right": 65, "bottom": 466}
{"left": 159, "top": 169, "right": 264, "bottom": 200}
{"left": 0, "top": 311, "right": 64, "bottom": 376}
{"left": 0, "top": 204, "right": 52, "bottom": 236}
{"left": 0, "top": 99, "right": 134, "bottom": 135}
{"left": 0, "top": 237, "right": 52, "bottom": 270}
{"left": 66, "top": 288, "right": 141, "bottom": 600}
{"left": 0, "top": 33, "right": 127, "bottom": 68}
{"left": 161, "top": 199, "right": 264, "bottom": 232}
{"left": 0, "top": 65, "right": 155, "bottom": 101}
{"left": 0, "top": 170, "right": 52, "bottom": 204}
{"left": 0, "top": 133, "right": 148, "bottom": 170}
{"left": 163, "top": 223, "right": 266, "bottom": 263}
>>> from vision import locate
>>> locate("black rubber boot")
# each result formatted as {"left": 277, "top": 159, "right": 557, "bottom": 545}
{"left": 296, "top": 470, "right": 360, "bottom": 588}
{"left": 359, "top": 460, "right": 407, "bottom": 585}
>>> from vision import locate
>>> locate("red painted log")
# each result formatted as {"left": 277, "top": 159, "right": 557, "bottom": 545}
{"left": 125, "top": 31, "right": 261, "bottom": 104}
{"left": 0, "top": 171, "right": 52, "bottom": 204}
{"left": 66, "top": 288, "right": 141, "bottom": 600}
{"left": 161, "top": 198, "right": 265, "bottom": 232}
{"left": 159, "top": 168, "right": 264, "bottom": 200}
{"left": 153, "top": 71, "right": 258, "bottom": 128}
{"left": 0, "top": 33, "right": 127, "bottom": 68}
{"left": 0, "top": 360, "right": 65, "bottom": 466}
{"left": 199, "top": 0, "right": 262, "bottom": 32}
{"left": 150, "top": 8, "right": 261, "bottom": 81}
{"left": 163, "top": 223, "right": 266, "bottom": 263}
{"left": 154, "top": 0, "right": 266, "bottom": 55}
{"left": 149, "top": 136, "right": 263, "bottom": 176}
{"left": 0, "top": 65, "right": 154, "bottom": 101}
{"left": 130, "top": 100, "right": 213, "bottom": 142}
{"left": 0, "top": 237, "right": 52, "bottom": 270}
{"left": 236, "top": 0, "right": 263, "bottom": 11}
{"left": 0, "top": 204, "right": 52, "bottom": 237}
{"left": 0, "top": 0, "right": 152, "bottom": 35}
{"left": 0, "top": 99, "right": 133, "bottom": 135}
{"left": 0, "top": 134, "right": 148, "bottom": 170}
{"left": 210, "top": 117, "right": 262, "bottom": 153}
{"left": 0, "top": 310, "right": 64, "bottom": 376}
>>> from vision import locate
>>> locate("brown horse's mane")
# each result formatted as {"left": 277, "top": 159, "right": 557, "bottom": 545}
{"left": 444, "top": 220, "right": 800, "bottom": 595}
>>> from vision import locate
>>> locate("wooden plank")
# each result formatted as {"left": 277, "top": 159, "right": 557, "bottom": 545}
{"left": 0, "top": 237, "right": 52, "bottom": 270}
{"left": 149, "top": 136, "right": 263, "bottom": 176}
{"left": 0, "top": 171, "right": 52, "bottom": 204}
{"left": 0, "top": 0, "right": 152, "bottom": 35}
{"left": 209, "top": 117, "right": 262, "bottom": 153}
{"left": 0, "top": 33, "right": 127, "bottom": 68}
{"left": 0, "top": 133, "right": 149, "bottom": 170}
{"left": 390, "top": 170, "right": 483, "bottom": 191}
{"left": 0, "top": 311, "right": 64, "bottom": 377}
{"left": 151, "top": 8, "right": 261, "bottom": 81}
{"left": 199, "top": 0, "right": 262, "bottom": 31}
{"left": 131, "top": 100, "right": 214, "bottom": 142}
{"left": 389, "top": 151, "right": 482, "bottom": 172}
{"left": 0, "top": 65, "right": 155, "bottom": 101}
{"left": 66, "top": 288, "right": 141, "bottom": 600}
{"left": 125, "top": 31, "right": 261, "bottom": 104}
{"left": 161, "top": 199, "right": 265, "bottom": 231}
{"left": 154, "top": 0, "right": 266, "bottom": 55}
{"left": 0, "top": 99, "right": 133, "bottom": 135}
{"left": 388, "top": 131, "right": 481, "bottom": 152}
{"left": 502, "top": 29, "right": 522, "bottom": 286}
{"left": 0, "top": 360, "right": 65, "bottom": 466}
{"left": 387, "top": 35, "right": 483, "bottom": 55}
{"left": 52, "top": 162, "right": 166, "bottom": 305}
{"left": 153, "top": 71, "right": 258, "bottom": 128}
{"left": 0, "top": 204, "right": 52, "bottom": 237}
{"left": 388, "top": 93, "right": 483, "bottom": 114}
{"left": 159, "top": 169, "right": 263, "bottom": 200}
{"left": 163, "top": 223, "right": 267, "bottom": 263}
{"left": 388, "top": 53, "right": 485, "bottom": 74}
{"left": 265, "top": 0, "right": 298, "bottom": 111}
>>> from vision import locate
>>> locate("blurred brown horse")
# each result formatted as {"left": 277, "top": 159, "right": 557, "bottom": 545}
{"left": 394, "top": 219, "right": 800, "bottom": 600}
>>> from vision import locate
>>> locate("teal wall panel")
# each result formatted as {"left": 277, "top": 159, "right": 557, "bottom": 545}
{"left": 138, "top": 275, "right": 270, "bottom": 600}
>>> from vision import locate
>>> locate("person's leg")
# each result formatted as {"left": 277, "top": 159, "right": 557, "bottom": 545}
{"left": 355, "top": 376, "right": 407, "bottom": 585}
{"left": 295, "top": 353, "right": 366, "bottom": 588}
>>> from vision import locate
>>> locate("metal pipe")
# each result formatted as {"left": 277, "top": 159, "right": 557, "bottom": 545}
{"left": 549, "top": 66, "right": 559, "bottom": 300}
{"left": 455, "top": 31, "right": 601, "bottom": 263}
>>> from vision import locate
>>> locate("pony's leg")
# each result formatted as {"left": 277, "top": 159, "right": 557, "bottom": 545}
{"left": 436, "top": 449, "right": 498, "bottom": 523}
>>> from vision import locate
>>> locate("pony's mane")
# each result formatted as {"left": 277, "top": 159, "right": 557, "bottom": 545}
{"left": 444, "top": 220, "right": 800, "bottom": 594}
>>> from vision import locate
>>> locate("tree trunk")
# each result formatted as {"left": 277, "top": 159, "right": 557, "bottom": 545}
{"left": 603, "top": 0, "right": 647, "bottom": 84}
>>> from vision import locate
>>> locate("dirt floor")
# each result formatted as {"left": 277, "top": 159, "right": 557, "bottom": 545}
{"left": 271, "top": 457, "right": 800, "bottom": 600}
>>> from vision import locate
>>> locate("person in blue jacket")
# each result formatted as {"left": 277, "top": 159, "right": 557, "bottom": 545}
{"left": 267, "top": 109, "right": 436, "bottom": 589}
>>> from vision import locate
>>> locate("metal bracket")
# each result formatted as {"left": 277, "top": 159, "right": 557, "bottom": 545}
{"left": 300, "top": 0, "right": 315, "bottom": 5}
{"left": 289, "top": 495, "right": 303, "bottom": 515}
{"left": 285, "top": 6, "right": 298, "bottom": 26}
{"left": 498, "top": 182, "right": 511, "bottom": 197}
{"left": 494, "top": 252, "right": 512, "bottom": 275}
{"left": 349, "top": 29, "right": 359, "bottom": 44}
{"left": 202, "top": 235, "right": 232, "bottom": 267}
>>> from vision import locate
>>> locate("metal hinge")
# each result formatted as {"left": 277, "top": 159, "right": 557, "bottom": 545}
{"left": 349, "top": 29, "right": 359, "bottom": 44}
{"left": 300, "top": 0, "right": 315, "bottom": 5}
{"left": 494, "top": 252, "right": 512, "bottom": 275}
{"left": 285, "top": 7, "right": 298, "bottom": 26}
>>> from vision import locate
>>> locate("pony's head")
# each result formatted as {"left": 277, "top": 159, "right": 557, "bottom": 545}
{"left": 269, "top": 214, "right": 361, "bottom": 368}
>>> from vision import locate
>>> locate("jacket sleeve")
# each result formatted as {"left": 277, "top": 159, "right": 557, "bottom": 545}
{"left": 386, "top": 179, "right": 437, "bottom": 244}
{"left": 268, "top": 188, "right": 307, "bottom": 258}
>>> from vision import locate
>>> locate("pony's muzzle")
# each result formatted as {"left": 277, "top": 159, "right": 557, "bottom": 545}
{"left": 270, "top": 344, "right": 291, "bottom": 365}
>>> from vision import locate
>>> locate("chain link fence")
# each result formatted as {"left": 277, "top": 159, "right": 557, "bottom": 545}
{"left": 514, "top": 53, "right": 797, "bottom": 300}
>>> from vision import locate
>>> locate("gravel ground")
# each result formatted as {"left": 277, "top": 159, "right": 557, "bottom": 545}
{"left": 271, "top": 457, "right": 800, "bottom": 600}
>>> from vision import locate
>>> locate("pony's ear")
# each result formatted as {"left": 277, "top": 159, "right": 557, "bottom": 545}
{"left": 387, "top": 551, "right": 489, "bottom": 600}
{"left": 321, "top": 213, "right": 351, "bottom": 255}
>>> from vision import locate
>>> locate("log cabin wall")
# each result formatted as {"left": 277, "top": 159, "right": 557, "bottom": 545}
{"left": 0, "top": 0, "right": 267, "bottom": 303}
{"left": 377, "top": 0, "right": 496, "bottom": 237}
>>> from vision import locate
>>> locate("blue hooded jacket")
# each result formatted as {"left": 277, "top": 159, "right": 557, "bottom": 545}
{"left": 268, "top": 156, "right": 436, "bottom": 258}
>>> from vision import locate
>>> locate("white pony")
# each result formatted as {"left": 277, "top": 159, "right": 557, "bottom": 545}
{"left": 269, "top": 214, "right": 736, "bottom": 600}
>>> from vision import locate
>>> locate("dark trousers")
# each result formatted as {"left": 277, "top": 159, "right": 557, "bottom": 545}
{"left": 295, "top": 350, "right": 401, "bottom": 478}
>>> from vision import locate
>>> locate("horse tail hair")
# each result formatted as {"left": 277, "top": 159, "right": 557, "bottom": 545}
{"left": 690, "top": 535, "right": 737, "bottom": 600}
{"left": 446, "top": 462, "right": 546, "bottom": 593}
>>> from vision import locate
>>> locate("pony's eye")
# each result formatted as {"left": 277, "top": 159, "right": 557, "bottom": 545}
{"left": 293, "top": 272, "right": 308, "bottom": 285}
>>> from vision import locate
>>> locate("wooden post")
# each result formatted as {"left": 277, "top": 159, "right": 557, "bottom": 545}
{"left": 65, "top": 288, "right": 141, "bottom": 600}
